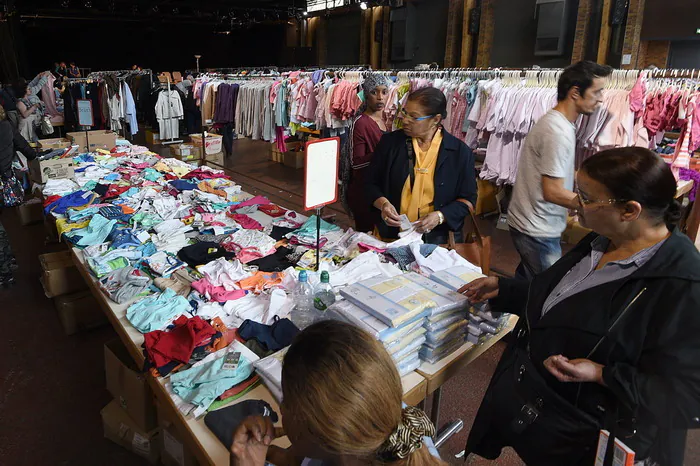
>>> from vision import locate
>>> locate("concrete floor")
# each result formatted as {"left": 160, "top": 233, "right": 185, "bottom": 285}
{"left": 1, "top": 137, "right": 697, "bottom": 465}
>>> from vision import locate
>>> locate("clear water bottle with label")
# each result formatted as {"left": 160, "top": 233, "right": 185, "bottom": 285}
{"left": 313, "top": 271, "right": 336, "bottom": 311}
{"left": 291, "top": 270, "right": 315, "bottom": 329}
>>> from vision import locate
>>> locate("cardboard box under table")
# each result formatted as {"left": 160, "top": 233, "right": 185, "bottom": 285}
{"left": 54, "top": 290, "right": 108, "bottom": 335}
{"left": 105, "top": 339, "right": 158, "bottom": 431}
{"left": 17, "top": 198, "right": 43, "bottom": 225}
{"left": 101, "top": 399, "right": 161, "bottom": 464}
{"left": 39, "top": 251, "right": 88, "bottom": 297}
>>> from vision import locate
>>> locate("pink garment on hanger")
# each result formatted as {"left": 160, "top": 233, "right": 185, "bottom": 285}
{"left": 41, "top": 74, "right": 64, "bottom": 124}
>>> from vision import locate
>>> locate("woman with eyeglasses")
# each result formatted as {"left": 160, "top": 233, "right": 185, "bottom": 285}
{"left": 460, "top": 147, "right": 700, "bottom": 466}
{"left": 366, "top": 87, "right": 477, "bottom": 244}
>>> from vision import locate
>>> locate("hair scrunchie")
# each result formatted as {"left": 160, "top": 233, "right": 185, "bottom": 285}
{"left": 376, "top": 406, "right": 436, "bottom": 461}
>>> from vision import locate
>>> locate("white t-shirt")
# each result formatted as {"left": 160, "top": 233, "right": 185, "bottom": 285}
{"left": 508, "top": 110, "right": 576, "bottom": 238}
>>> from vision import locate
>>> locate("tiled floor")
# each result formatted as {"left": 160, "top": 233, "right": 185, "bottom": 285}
{"left": 1, "top": 136, "right": 697, "bottom": 465}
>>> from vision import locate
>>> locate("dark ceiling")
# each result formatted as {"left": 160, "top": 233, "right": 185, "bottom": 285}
{"left": 5, "top": 0, "right": 307, "bottom": 25}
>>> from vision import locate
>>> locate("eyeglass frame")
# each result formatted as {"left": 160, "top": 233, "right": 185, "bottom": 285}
{"left": 400, "top": 108, "right": 437, "bottom": 122}
{"left": 575, "top": 188, "right": 628, "bottom": 206}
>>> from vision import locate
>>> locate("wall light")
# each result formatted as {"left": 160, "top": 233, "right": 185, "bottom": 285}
{"left": 360, "top": 2, "right": 368, "bottom": 10}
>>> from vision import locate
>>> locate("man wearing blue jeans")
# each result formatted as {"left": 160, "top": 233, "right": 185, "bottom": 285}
{"left": 508, "top": 61, "right": 611, "bottom": 280}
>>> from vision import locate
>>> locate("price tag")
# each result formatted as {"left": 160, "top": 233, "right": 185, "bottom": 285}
{"left": 399, "top": 214, "right": 412, "bottom": 231}
{"left": 136, "top": 231, "right": 151, "bottom": 243}
{"left": 222, "top": 351, "right": 241, "bottom": 371}
{"left": 132, "top": 432, "right": 151, "bottom": 456}
{"left": 212, "top": 226, "right": 225, "bottom": 235}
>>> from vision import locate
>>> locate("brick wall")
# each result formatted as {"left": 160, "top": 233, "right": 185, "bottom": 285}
{"left": 571, "top": 0, "right": 592, "bottom": 63}
{"left": 641, "top": 40, "right": 671, "bottom": 68}
{"left": 475, "top": 0, "right": 495, "bottom": 67}
{"left": 621, "top": 0, "right": 646, "bottom": 69}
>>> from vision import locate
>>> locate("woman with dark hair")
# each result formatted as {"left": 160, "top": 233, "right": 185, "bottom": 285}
{"left": 461, "top": 147, "right": 700, "bottom": 466}
{"left": 345, "top": 73, "right": 391, "bottom": 233}
{"left": 16, "top": 71, "right": 50, "bottom": 142}
{"left": 366, "top": 87, "right": 477, "bottom": 245}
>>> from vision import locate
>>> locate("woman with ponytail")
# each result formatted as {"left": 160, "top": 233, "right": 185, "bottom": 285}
{"left": 462, "top": 147, "right": 700, "bottom": 466}
{"left": 230, "top": 320, "right": 443, "bottom": 466}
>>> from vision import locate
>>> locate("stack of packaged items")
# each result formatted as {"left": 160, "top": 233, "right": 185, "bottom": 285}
{"left": 429, "top": 266, "right": 510, "bottom": 345}
{"left": 339, "top": 273, "right": 470, "bottom": 373}
{"left": 403, "top": 274, "right": 471, "bottom": 364}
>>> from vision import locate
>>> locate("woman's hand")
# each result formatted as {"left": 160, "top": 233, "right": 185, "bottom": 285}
{"left": 543, "top": 355, "right": 605, "bottom": 385}
{"left": 415, "top": 211, "right": 441, "bottom": 234}
{"left": 381, "top": 202, "right": 402, "bottom": 227}
{"left": 230, "top": 415, "right": 276, "bottom": 466}
{"left": 458, "top": 277, "right": 499, "bottom": 303}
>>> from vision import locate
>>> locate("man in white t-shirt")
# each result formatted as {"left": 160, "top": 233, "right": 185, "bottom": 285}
{"left": 508, "top": 61, "right": 612, "bottom": 280}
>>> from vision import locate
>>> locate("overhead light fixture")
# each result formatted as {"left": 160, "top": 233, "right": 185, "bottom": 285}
{"left": 360, "top": 1, "right": 368, "bottom": 9}
{"left": 303, "top": 11, "right": 308, "bottom": 16}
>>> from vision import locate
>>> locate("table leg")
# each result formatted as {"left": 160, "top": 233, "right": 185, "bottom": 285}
{"left": 430, "top": 387, "right": 442, "bottom": 428}
{"left": 430, "top": 387, "right": 465, "bottom": 447}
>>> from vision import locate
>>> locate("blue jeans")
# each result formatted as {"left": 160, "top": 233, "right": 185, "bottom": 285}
{"left": 510, "top": 227, "right": 562, "bottom": 281}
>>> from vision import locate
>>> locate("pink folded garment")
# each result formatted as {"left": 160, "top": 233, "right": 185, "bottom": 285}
{"left": 231, "top": 195, "right": 271, "bottom": 211}
{"left": 228, "top": 214, "right": 263, "bottom": 231}
{"left": 191, "top": 277, "right": 248, "bottom": 303}
{"left": 358, "top": 243, "right": 387, "bottom": 253}
{"left": 237, "top": 247, "right": 276, "bottom": 264}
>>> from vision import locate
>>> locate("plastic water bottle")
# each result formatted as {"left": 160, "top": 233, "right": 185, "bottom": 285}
{"left": 291, "top": 270, "right": 315, "bottom": 329}
{"left": 313, "top": 271, "right": 336, "bottom": 311}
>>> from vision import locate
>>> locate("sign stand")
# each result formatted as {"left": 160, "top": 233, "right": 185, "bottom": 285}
{"left": 76, "top": 99, "right": 94, "bottom": 153}
{"left": 303, "top": 137, "right": 340, "bottom": 272}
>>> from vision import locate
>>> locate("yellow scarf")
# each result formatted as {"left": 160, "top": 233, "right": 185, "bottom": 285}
{"left": 400, "top": 130, "right": 442, "bottom": 222}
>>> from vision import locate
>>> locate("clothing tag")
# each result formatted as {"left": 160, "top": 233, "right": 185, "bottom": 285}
{"left": 81, "top": 191, "right": 93, "bottom": 199}
{"left": 212, "top": 226, "right": 225, "bottom": 235}
{"left": 132, "top": 432, "right": 151, "bottom": 456}
{"left": 222, "top": 351, "right": 241, "bottom": 371}
{"left": 136, "top": 231, "right": 151, "bottom": 243}
{"left": 207, "top": 247, "right": 218, "bottom": 254}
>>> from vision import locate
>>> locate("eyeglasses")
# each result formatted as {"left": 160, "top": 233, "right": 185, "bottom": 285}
{"left": 576, "top": 188, "right": 627, "bottom": 206}
{"left": 400, "top": 109, "right": 436, "bottom": 122}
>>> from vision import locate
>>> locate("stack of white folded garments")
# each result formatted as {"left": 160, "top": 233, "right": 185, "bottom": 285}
{"left": 403, "top": 274, "right": 471, "bottom": 364}
{"left": 338, "top": 273, "right": 453, "bottom": 375}
{"left": 429, "top": 266, "right": 510, "bottom": 346}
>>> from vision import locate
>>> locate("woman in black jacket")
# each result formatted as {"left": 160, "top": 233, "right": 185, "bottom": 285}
{"left": 366, "top": 87, "right": 477, "bottom": 244}
{"left": 460, "top": 147, "right": 700, "bottom": 466}
{"left": 0, "top": 104, "right": 36, "bottom": 286}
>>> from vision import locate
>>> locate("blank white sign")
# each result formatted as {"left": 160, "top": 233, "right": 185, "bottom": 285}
{"left": 304, "top": 137, "right": 340, "bottom": 210}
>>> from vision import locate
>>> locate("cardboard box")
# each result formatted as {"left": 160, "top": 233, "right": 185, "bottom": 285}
{"left": 29, "top": 157, "right": 75, "bottom": 184}
{"left": 562, "top": 218, "right": 593, "bottom": 245}
{"left": 105, "top": 339, "right": 158, "bottom": 432}
{"left": 283, "top": 151, "right": 305, "bottom": 169}
{"left": 38, "top": 137, "right": 72, "bottom": 150}
{"left": 190, "top": 134, "right": 223, "bottom": 155}
{"left": 54, "top": 290, "right": 108, "bottom": 335}
{"left": 145, "top": 129, "right": 161, "bottom": 147}
{"left": 203, "top": 151, "right": 224, "bottom": 167}
{"left": 67, "top": 130, "right": 117, "bottom": 152}
{"left": 17, "top": 198, "right": 43, "bottom": 225}
{"left": 39, "top": 251, "right": 87, "bottom": 297}
{"left": 271, "top": 141, "right": 302, "bottom": 164}
{"left": 157, "top": 403, "right": 199, "bottom": 466}
{"left": 169, "top": 144, "right": 202, "bottom": 162}
{"left": 101, "top": 399, "right": 161, "bottom": 464}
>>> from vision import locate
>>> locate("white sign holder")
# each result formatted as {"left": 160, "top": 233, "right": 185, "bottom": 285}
{"left": 303, "top": 137, "right": 340, "bottom": 271}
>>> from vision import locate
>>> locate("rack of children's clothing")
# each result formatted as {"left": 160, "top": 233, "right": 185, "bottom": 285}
{"left": 63, "top": 69, "right": 152, "bottom": 138}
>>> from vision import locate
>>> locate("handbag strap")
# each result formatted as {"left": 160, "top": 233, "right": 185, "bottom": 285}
{"left": 454, "top": 198, "right": 484, "bottom": 247}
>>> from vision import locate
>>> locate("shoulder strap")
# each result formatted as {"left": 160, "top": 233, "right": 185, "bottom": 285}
{"left": 405, "top": 136, "right": 415, "bottom": 190}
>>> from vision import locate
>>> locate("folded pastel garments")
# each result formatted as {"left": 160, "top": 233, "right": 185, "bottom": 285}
{"left": 170, "top": 351, "right": 254, "bottom": 408}
{"left": 100, "top": 266, "right": 152, "bottom": 304}
{"left": 126, "top": 288, "right": 192, "bottom": 333}
{"left": 191, "top": 278, "right": 248, "bottom": 303}
{"left": 65, "top": 214, "right": 118, "bottom": 247}
{"left": 87, "top": 248, "right": 142, "bottom": 278}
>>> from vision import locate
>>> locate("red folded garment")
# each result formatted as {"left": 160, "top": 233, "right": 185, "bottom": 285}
{"left": 218, "top": 374, "right": 261, "bottom": 400}
{"left": 258, "top": 204, "right": 288, "bottom": 218}
{"left": 144, "top": 316, "right": 217, "bottom": 368}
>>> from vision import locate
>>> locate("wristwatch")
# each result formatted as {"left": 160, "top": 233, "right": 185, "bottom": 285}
{"left": 436, "top": 211, "right": 445, "bottom": 225}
